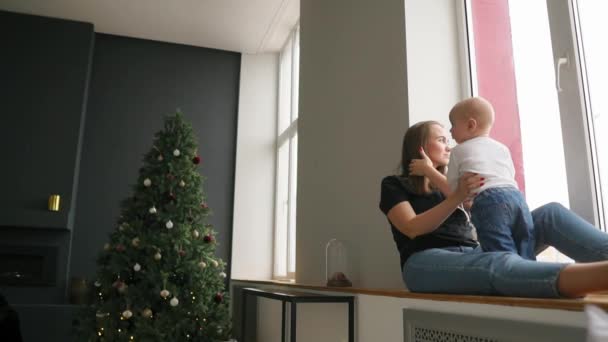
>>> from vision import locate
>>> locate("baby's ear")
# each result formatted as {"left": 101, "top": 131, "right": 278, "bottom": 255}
{"left": 467, "top": 118, "right": 477, "bottom": 130}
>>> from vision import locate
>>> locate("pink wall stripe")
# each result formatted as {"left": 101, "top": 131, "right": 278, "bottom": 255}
{"left": 471, "top": 0, "right": 526, "bottom": 194}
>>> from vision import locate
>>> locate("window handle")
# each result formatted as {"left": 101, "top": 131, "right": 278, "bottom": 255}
{"left": 556, "top": 54, "right": 569, "bottom": 92}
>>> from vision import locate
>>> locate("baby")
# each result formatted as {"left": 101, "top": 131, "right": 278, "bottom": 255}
{"left": 446, "top": 97, "right": 535, "bottom": 260}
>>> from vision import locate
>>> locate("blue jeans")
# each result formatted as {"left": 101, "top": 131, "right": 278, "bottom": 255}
{"left": 471, "top": 187, "right": 536, "bottom": 260}
{"left": 403, "top": 202, "right": 608, "bottom": 298}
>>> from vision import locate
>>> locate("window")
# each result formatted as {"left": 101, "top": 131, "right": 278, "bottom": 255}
{"left": 462, "top": 0, "right": 606, "bottom": 262}
{"left": 274, "top": 26, "right": 299, "bottom": 280}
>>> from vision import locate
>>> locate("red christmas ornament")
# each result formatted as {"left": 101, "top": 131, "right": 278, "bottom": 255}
{"left": 192, "top": 156, "right": 201, "bottom": 165}
{"left": 166, "top": 173, "right": 175, "bottom": 180}
{"left": 178, "top": 249, "right": 186, "bottom": 257}
{"left": 115, "top": 244, "right": 126, "bottom": 252}
{"left": 201, "top": 203, "right": 208, "bottom": 209}
{"left": 214, "top": 292, "right": 223, "bottom": 303}
{"left": 203, "top": 235, "right": 214, "bottom": 243}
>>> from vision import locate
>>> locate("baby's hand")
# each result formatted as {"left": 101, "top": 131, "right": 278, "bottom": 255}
{"left": 409, "top": 147, "right": 433, "bottom": 176}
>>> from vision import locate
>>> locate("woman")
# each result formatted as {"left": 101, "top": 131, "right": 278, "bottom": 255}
{"left": 379, "top": 120, "right": 608, "bottom": 298}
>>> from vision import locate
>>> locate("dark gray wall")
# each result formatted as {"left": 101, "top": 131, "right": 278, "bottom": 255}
{"left": 0, "top": 10, "right": 93, "bottom": 305}
{"left": 70, "top": 33, "right": 240, "bottom": 280}
{"left": 0, "top": 10, "right": 93, "bottom": 230}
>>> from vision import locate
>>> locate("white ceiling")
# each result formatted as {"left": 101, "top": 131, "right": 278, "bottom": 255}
{"left": 0, "top": 0, "right": 300, "bottom": 53}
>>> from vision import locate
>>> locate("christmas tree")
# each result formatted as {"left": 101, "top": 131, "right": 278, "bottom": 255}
{"left": 75, "top": 111, "right": 232, "bottom": 341}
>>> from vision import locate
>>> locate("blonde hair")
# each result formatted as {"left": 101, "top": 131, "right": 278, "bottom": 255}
{"left": 449, "top": 97, "right": 495, "bottom": 132}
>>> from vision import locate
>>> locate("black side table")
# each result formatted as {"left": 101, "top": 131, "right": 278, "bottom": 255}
{"left": 241, "top": 287, "right": 354, "bottom": 342}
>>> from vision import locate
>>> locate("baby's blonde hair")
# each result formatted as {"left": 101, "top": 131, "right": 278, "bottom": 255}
{"left": 449, "top": 97, "right": 495, "bottom": 133}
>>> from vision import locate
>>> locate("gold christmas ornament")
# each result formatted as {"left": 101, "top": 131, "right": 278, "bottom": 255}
{"left": 142, "top": 308, "right": 153, "bottom": 318}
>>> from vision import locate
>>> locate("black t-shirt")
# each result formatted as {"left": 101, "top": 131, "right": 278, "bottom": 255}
{"left": 379, "top": 175, "right": 478, "bottom": 268}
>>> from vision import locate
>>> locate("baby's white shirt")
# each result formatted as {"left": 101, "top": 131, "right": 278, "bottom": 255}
{"left": 447, "top": 136, "right": 518, "bottom": 192}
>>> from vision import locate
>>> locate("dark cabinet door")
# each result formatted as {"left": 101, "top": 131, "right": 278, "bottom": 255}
{"left": 0, "top": 11, "right": 94, "bottom": 230}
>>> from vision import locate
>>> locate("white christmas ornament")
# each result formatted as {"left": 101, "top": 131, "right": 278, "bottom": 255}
{"left": 142, "top": 308, "right": 153, "bottom": 318}
{"left": 143, "top": 178, "right": 152, "bottom": 187}
{"left": 95, "top": 311, "right": 108, "bottom": 318}
{"left": 103, "top": 243, "right": 110, "bottom": 251}
{"left": 173, "top": 149, "right": 181, "bottom": 157}
{"left": 160, "top": 289, "right": 170, "bottom": 298}
{"left": 192, "top": 230, "right": 199, "bottom": 238}
{"left": 211, "top": 259, "right": 219, "bottom": 267}
{"left": 219, "top": 272, "right": 227, "bottom": 278}
{"left": 154, "top": 252, "right": 162, "bottom": 261}
{"left": 133, "top": 263, "right": 141, "bottom": 272}
{"left": 157, "top": 155, "right": 163, "bottom": 161}
{"left": 170, "top": 297, "right": 179, "bottom": 306}
{"left": 122, "top": 310, "right": 133, "bottom": 319}
{"left": 179, "top": 180, "right": 186, "bottom": 187}
{"left": 94, "top": 280, "right": 101, "bottom": 287}
{"left": 165, "top": 220, "right": 174, "bottom": 229}
{"left": 149, "top": 206, "right": 157, "bottom": 214}
{"left": 198, "top": 261, "right": 207, "bottom": 269}
{"left": 131, "top": 237, "right": 140, "bottom": 247}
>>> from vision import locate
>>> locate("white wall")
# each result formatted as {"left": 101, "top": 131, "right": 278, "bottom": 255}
{"left": 231, "top": 53, "right": 278, "bottom": 280}
{"left": 297, "top": 0, "right": 410, "bottom": 288}
{"left": 405, "top": 0, "right": 465, "bottom": 126}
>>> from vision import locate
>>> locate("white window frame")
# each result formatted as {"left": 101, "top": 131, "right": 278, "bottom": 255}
{"left": 459, "top": 0, "right": 605, "bottom": 229}
{"left": 273, "top": 25, "right": 300, "bottom": 280}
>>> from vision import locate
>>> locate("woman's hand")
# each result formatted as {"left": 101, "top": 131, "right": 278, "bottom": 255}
{"left": 454, "top": 172, "right": 484, "bottom": 203}
{"left": 409, "top": 147, "right": 433, "bottom": 176}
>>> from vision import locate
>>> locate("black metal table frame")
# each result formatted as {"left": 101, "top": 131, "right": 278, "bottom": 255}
{"left": 241, "top": 287, "right": 355, "bottom": 342}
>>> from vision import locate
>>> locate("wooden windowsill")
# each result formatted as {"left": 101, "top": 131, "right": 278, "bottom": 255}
{"left": 232, "top": 278, "right": 608, "bottom": 312}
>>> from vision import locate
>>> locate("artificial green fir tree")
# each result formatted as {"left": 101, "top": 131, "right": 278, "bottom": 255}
{"left": 75, "top": 112, "right": 231, "bottom": 341}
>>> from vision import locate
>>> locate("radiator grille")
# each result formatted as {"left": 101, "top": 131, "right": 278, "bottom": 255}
{"left": 413, "top": 327, "right": 497, "bottom": 342}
